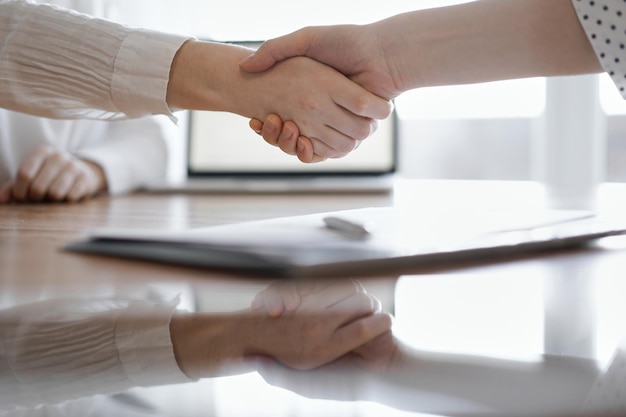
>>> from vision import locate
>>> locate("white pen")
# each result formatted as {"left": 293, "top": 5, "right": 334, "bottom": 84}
{"left": 323, "top": 216, "right": 371, "bottom": 239}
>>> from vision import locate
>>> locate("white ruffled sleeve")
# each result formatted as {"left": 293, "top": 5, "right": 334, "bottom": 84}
{"left": 0, "top": 298, "right": 192, "bottom": 412}
{"left": 0, "top": 0, "right": 191, "bottom": 120}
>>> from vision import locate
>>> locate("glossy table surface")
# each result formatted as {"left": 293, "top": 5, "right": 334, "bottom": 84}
{"left": 3, "top": 179, "right": 626, "bottom": 416}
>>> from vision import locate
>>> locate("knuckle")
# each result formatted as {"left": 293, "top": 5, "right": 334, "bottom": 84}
{"left": 301, "top": 318, "right": 326, "bottom": 339}
{"left": 28, "top": 181, "right": 45, "bottom": 197}
{"left": 352, "top": 95, "right": 372, "bottom": 115}
{"left": 351, "top": 121, "right": 372, "bottom": 142}
{"left": 15, "top": 166, "right": 34, "bottom": 183}
{"left": 357, "top": 293, "right": 377, "bottom": 313}
{"left": 47, "top": 190, "right": 64, "bottom": 201}
{"left": 337, "top": 138, "right": 359, "bottom": 155}
{"left": 351, "top": 319, "right": 372, "bottom": 339}
{"left": 48, "top": 152, "right": 70, "bottom": 167}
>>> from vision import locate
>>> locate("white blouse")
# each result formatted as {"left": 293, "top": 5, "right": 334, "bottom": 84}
{"left": 0, "top": 112, "right": 169, "bottom": 195}
{"left": 0, "top": 0, "right": 190, "bottom": 120}
{"left": 0, "top": 0, "right": 187, "bottom": 195}
{"left": 0, "top": 1, "right": 192, "bottom": 413}
{"left": 0, "top": 298, "right": 192, "bottom": 413}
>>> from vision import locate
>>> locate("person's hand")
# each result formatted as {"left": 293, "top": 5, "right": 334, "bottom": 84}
{"left": 251, "top": 278, "right": 363, "bottom": 318}
{"left": 255, "top": 332, "right": 402, "bottom": 406}
{"left": 251, "top": 279, "right": 399, "bottom": 370}
{"left": 171, "top": 281, "right": 392, "bottom": 379}
{"left": 0, "top": 145, "right": 107, "bottom": 203}
{"left": 239, "top": 25, "right": 402, "bottom": 102}
{"left": 168, "top": 41, "right": 392, "bottom": 163}
{"left": 255, "top": 281, "right": 392, "bottom": 371}
{"left": 249, "top": 115, "right": 318, "bottom": 163}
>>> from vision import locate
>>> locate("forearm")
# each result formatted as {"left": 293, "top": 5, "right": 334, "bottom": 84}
{"left": 169, "top": 311, "right": 252, "bottom": 379}
{"left": 378, "top": 0, "right": 602, "bottom": 91}
{"left": 170, "top": 311, "right": 313, "bottom": 379}
{"left": 167, "top": 40, "right": 255, "bottom": 116}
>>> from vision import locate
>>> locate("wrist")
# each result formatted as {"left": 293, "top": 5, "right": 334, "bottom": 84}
{"left": 81, "top": 159, "right": 108, "bottom": 194}
{"left": 170, "top": 312, "right": 259, "bottom": 379}
{"left": 167, "top": 40, "right": 253, "bottom": 114}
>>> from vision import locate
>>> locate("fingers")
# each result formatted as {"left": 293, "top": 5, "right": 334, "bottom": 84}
{"left": 249, "top": 279, "right": 392, "bottom": 370}
{"left": 333, "top": 87, "right": 393, "bottom": 122}
{"left": 12, "top": 145, "right": 52, "bottom": 201}
{"left": 297, "top": 279, "right": 367, "bottom": 313}
{"left": 351, "top": 331, "right": 398, "bottom": 369}
{"left": 10, "top": 145, "right": 105, "bottom": 203}
{"left": 260, "top": 114, "right": 284, "bottom": 147}
{"left": 252, "top": 116, "right": 301, "bottom": 157}
{"left": 0, "top": 181, "right": 13, "bottom": 203}
{"left": 333, "top": 312, "right": 394, "bottom": 356}
{"left": 252, "top": 278, "right": 366, "bottom": 318}
{"left": 249, "top": 118, "right": 264, "bottom": 135}
{"left": 251, "top": 281, "right": 303, "bottom": 318}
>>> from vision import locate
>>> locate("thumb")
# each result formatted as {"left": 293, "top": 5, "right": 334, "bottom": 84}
{"left": 239, "top": 31, "right": 311, "bottom": 72}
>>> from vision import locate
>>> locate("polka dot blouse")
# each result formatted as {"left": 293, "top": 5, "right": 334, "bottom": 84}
{"left": 572, "top": 0, "right": 626, "bottom": 98}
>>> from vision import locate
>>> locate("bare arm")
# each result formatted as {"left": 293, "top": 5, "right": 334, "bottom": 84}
{"left": 382, "top": 0, "right": 602, "bottom": 92}
{"left": 241, "top": 0, "right": 601, "bottom": 99}
{"left": 167, "top": 40, "right": 391, "bottom": 159}
{"left": 242, "top": 0, "right": 602, "bottom": 161}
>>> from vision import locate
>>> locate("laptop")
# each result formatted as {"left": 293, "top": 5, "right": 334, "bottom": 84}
{"left": 146, "top": 41, "right": 398, "bottom": 194}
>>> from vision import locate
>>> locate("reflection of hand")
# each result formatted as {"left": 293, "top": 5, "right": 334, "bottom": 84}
{"left": 256, "top": 333, "right": 402, "bottom": 405}
{"left": 0, "top": 145, "right": 107, "bottom": 203}
{"left": 250, "top": 290, "right": 392, "bottom": 371}
{"left": 170, "top": 283, "right": 392, "bottom": 378}
{"left": 251, "top": 279, "right": 398, "bottom": 369}
{"left": 252, "top": 279, "right": 376, "bottom": 318}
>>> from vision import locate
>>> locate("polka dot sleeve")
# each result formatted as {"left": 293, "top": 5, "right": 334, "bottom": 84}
{"left": 572, "top": 0, "right": 626, "bottom": 98}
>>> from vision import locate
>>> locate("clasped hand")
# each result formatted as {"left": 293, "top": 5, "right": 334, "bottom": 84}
{"left": 239, "top": 24, "right": 399, "bottom": 164}
{"left": 0, "top": 144, "right": 107, "bottom": 203}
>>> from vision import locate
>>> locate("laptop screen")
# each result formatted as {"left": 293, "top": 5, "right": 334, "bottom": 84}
{"left": 186, "top": 42, "right": 397, "bottom": 178}
{"left": 187, "top": 109, "right": 397, "bottom": 177}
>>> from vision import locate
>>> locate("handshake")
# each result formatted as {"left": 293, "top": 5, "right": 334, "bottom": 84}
{"left": 236, "top": 25, "right": 400, "bottom": 165}
{"left": 168, "top": 1, "right": 599, "bottom": 166}
{"left": 237, "top": 25, "right": 402, "bottom": 165}
{"left": 170, "top": 278, "right": 397, "bottom": 380}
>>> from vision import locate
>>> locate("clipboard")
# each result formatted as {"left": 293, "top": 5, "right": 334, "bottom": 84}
{"left": 65, "top": 207, "right": 626, "bottom": 278}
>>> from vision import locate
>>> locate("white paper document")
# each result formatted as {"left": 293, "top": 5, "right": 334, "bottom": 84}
{"left": 66, "top": 207, "right": 626, "bottom": 278}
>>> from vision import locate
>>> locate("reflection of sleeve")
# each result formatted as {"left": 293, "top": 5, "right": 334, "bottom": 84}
{"left": 73, "top": 117, "right": 168, "bottom": 194}
{"left": 0, "top": 298, "right": 191, "bottom": 412}
{"left": 571, "top": 0, "right": 626, "bottom": 98}
{"left": 581, "top": 341, "right": 626, "bottom": 415}
{"left": 0, "top": 1, "right": 191, "bottom": 120}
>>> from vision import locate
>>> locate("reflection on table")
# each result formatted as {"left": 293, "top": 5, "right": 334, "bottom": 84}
{"left": 2, "top": 180, "right": 626, "bottom": 417}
